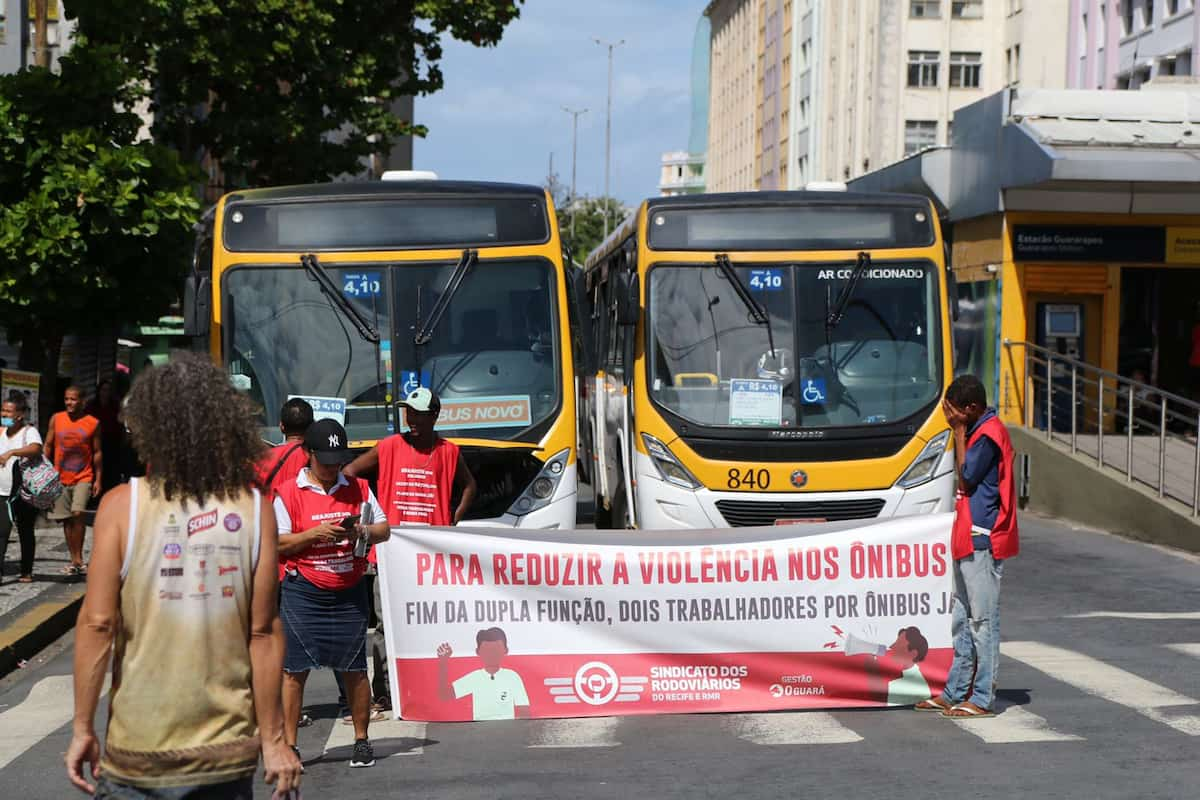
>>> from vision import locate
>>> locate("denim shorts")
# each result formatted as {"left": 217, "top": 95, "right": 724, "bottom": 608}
{"left": 280, "top": 572, "right": 368, "bottom": 673}
{"left": 93, "top": 775, "right": 252, "bottom": 799}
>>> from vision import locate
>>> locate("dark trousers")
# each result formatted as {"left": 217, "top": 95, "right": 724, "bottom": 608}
{"left": 0, "top": 495, "right": 37, "bottom": 577}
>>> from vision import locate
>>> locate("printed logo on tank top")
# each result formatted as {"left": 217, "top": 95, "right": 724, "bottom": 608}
{"left": 188, "top": 509, "right": 219, "bottom": 536}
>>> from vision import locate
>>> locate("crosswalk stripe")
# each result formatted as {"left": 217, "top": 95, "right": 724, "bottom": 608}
{"left": 322, "top": 717, "right": 427, "bottom": 758}
{"left": 1165, "top": 643, "right": 1200, "bottom": 659}
{"left": 0, "top": 673, "right": 110, "bottom": 770}
{"left": 728, "top": 712, "right": 862, "bottom": 745}
{"left": 1067, "top": 612, "right": 1200, "bottom": 620}
{"left": 1003, "top": 641, "right": 1200, "bottom": 736}
{"left": 948, "top": 705, "right": 1083, "bottom": 743}
{"left": 528, "top": 716, "right": 621, "bottom": 748}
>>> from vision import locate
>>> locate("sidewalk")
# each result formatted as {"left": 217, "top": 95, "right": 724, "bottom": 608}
{"left": 0, "top": 522, "right": 92, "bottom": 678}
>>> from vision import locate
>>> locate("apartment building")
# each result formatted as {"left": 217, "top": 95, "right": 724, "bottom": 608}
{"left": 1068, "top": 0, "right": 1200, "bottom": 90}
{"left": 710, "top": 1, "right": 1067, "bottom": 190}
{"left": 0, "top": 0, "right": 73, "bottom": 74}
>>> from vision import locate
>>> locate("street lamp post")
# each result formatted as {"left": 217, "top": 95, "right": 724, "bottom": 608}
{"left": 562, "top": 106, "right": 588, "bottom": 242}
{"left": 593, "top": 37, "right": 624, "bottom": 240}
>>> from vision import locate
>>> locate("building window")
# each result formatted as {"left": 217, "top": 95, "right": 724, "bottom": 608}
{"left": 1167, "top": 0, "right": 1179, "bottom": 16}
{"left": 908, "top": 51, "right": 941, "bottom": 87}
{"left": 0, "top": 13, "right": 6, "bottom": 45}
{"left": 799, "top": 97, "right": 809, "bottom": 127}
{"left": 1122, "top": 0, "right": 1135, "bottom": 35}
{"left": 1014, "top": 44, "right": 1021, "bottom": 84}
{"left": 951, "top": 0, "right": 984, "bottom": 18}
{"left": 905, "top": 120, "right": 938, "bottom": 155}
{"left": 946, "top": 120, "right": 954, "bottom": 145}
{"left": 801, "top": 41, "right": 810, "bottom": 70}
{"left": 950, "top": 51, "right": 983, "bottom": 87}
{"left": 1143, "top": 0, "right": 1154, "bottom": 26}
{"left": 911, "top": 0, "right": 941, "bottom": 18}
{"left": 1098, "top": 4, "right": 1106, "bottom": 42}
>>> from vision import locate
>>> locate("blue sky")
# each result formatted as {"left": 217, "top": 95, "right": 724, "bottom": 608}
{"left": 413, "top": 0, "right": 707, "bottom": 208}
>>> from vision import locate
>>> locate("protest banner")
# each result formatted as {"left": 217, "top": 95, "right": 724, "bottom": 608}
{"left": 376, "top": 514, "right": 954, "bottom": 722}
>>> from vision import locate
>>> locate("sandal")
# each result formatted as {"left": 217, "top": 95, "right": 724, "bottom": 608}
{"left": 914, "top": 697, "right": 953, "bottom": 712}
{"left": 943, "top": 702, "right": 995, "bottom": 718}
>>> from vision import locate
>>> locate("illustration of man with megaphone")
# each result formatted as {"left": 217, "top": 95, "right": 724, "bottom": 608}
{"left": 842, "top": 626, "right": 931, "bottom": 706}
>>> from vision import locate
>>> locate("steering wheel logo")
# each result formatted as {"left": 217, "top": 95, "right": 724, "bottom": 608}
{"left": 573, "top": 661, "right": 620, "bottom": 706}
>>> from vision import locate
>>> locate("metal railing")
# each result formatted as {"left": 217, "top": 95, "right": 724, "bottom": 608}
{"left": 1004, "top": 339, "right": 1200, "bottom": 517}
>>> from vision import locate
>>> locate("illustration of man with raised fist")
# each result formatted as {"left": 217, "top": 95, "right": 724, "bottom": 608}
{"left": 437, "top": 627, "right": 531, "bottom": 720}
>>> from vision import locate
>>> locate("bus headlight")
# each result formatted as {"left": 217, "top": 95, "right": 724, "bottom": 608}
{"left": 641, "top": 433, "right": 702, "bottom": 490}
{"left": 896, "top": 430, "right": 952, "bottom": 489}
{"left": 507, "top": 449, "right": 571, "bottom": 516}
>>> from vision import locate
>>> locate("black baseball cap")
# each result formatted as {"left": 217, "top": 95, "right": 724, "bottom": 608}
{"left": 303, "top": 419, "right": 354, "bottom": 464}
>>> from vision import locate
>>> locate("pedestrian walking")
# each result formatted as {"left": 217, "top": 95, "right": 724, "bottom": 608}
{"left": 65, "top": 352, "right": 301, "bottom": 798}
{"left": 0, "top": 393, "right": 43, "bottom": 584}
{"left": 85, "top": 378, "right": 124, "bottom": 494}
{"left": 44, "top": 386, "right": 102, "bottom": 576}
{"left": 914, "top": 374, "right": 1019, "bottom": 718}
{"left": 275, "top": 419, "right": 390, "bottom": 769}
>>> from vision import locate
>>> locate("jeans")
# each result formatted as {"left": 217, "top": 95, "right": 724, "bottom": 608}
{"left": 941, "top": 549, "right": 1004, "bottom": 710}
{"left": 0, "top": 495, "right": 37, "bottom": 577}
{"left": 93, "top": 775, "right": 253, "bottom": 799}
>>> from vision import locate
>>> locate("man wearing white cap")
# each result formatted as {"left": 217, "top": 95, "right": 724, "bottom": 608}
{"left": 346, "top": 387, "right": 477, "bottom": 527}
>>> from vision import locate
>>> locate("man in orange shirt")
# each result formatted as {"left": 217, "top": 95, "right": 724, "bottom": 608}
{"left": 44, "top": 386, "right": 102, "bottom": 576}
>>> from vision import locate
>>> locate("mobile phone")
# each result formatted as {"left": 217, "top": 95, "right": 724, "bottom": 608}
{"left": 339, "top": 514, "right": 361, "bottom": 530}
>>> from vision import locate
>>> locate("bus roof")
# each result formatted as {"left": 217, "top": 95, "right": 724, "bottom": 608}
{"left": 223, "top": 180, "right": 547, "bottom": 204}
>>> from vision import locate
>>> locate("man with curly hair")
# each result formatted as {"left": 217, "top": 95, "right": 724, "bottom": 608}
{"left": 66, "top": 352, "right": 302, "bottom": 798}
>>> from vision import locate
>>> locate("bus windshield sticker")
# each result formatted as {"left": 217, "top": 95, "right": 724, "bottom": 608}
{"left": 398, "top": 395, "right": 533, "bottom": 432}
{"left": 342, "top": 272, "right": 382, "bottom": 298}
{"left": 729, "top": 379, "right": 782, "bottom": 427}
{"left": 748, "top": 268, "right": 784, "bottom": 291}
{"left": 800, "top": 378, "right": 827, "bottom": 405}
{"left": 288, "top": 395, "right": 347, "bottom": 425}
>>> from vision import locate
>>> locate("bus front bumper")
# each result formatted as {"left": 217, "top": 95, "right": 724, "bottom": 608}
{"left": 632, "top": 452, "right": 955, "bottom": 529}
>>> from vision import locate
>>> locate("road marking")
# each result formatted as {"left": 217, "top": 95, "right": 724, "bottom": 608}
{"left": 1003, "top": 641, "right": 1200, "bottom": 736}
{"left": 528, "top": 716, "right": 621, "bottom": 748}
{"left": 0, "top": 673, "right": 110, "bottom": 770}
{"left": 948, "top": 705, "right": 1083, "bottom": 743}
{"left": 1165, "top": 643, "right": 1200, "bottom": 659}
{"left": 322, "top": 717, "right": 427, "bottom": 758}
{"left": 1067, "top": 612, "right": 1200, "bottom": 620}
{"left": 729, "top": 712, "right": 862, "bottom": 745}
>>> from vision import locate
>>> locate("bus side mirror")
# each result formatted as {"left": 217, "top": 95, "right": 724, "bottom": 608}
{"left": 616, "top": 272, "right": 640, "bottom": 327}
{"left": 183, "top": 275, "right": 211, "bottom": 337}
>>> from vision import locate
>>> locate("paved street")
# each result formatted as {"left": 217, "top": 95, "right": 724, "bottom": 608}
{"left": 1, "top": 512, "right": 1199, "bottom": 799}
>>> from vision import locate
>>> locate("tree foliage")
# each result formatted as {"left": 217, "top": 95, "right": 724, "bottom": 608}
{"left": 67, "top": 0, "right": 525, "bottom": 188}
{"left": 559, "top": 197, "right": 628, "bottom": 265}
{"left": 0, "top": 46, "right": 199, "bottom": 379}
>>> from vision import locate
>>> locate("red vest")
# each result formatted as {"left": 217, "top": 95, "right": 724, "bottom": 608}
{"left": 277, "top": 474, "right": 371, "bottom": 590}
{"left": 377, "top": 435, "right": 459, "bottom": 527}
{"left": 952, "top": 416, "right": 1019, "bottom": 561}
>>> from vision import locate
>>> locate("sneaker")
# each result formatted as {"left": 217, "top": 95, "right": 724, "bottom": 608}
{"left": 291, "top": 745, "right": 305, "bottom": 774}
{"left": 349, "top": 738, "right": 375, "bottom": 768}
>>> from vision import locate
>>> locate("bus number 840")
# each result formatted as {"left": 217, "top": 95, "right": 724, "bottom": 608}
{"left": 727, "top": 468, "right": 770, "bottom": 490}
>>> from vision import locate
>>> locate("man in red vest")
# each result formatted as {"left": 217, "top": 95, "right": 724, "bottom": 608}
{"left": 345, "top": 387, "right": 476, "bottom": 527}
{"left": 915, "top": 374, "right": 1018, "bottom": 718}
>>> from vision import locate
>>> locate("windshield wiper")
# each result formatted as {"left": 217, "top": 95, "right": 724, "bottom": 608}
{"left": 414, "top": 249, "right": 478, "bottom": 346}
{"left": 826, "top": 251, "right": 871, "bottom": 334}
{"left": 715, "top": 253, "right": 776, "bottom": 357}
{"left": 300, "top": 253, "right": 380, "bottom": 343}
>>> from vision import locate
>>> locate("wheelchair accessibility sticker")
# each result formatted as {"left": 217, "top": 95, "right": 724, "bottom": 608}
{"left": 801, "top": 378, "right": 827, "bottom": 405}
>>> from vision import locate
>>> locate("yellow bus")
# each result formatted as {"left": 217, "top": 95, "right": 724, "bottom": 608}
{"left": 183, "top": 177, "right": 583, "bottom": 529}
{"left": 581, "top": 189, "right": 957, "bottom": 529}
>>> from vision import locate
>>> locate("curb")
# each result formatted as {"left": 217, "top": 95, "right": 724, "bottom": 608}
{"left": 0, "top": 584, "right": 85, "bottom": 679}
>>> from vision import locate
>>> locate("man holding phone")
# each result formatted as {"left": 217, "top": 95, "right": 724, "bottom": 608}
{"left": 275, "top": 419, "right": 389, "bottom": 768}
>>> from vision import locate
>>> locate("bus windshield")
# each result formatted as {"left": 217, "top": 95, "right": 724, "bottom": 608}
{"left": 223, "top": 259, "right": 560, "bottom": 443}
{"left": 647, "top": 261, "right": 941, "bottom": 430}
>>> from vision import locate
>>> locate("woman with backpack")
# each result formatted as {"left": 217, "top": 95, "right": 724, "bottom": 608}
{"left": 0, "top": 393, "right": 43, "bottom": 583}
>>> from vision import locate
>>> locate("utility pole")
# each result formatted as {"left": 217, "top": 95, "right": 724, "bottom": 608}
{"left": 593, "top": 37, "right": 624, "bottom": 239}
{"left": 562, "top": 106, "right": 587, "bottom": 241}
{"left": 32, "top": 0, "right": 51, "bottom": 69}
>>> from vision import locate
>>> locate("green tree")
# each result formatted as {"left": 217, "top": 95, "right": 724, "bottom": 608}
{"left": 67, "top": 0, "right": 525, "bottom": 189}
{"left": 559, "top": 197, "right": 627, "bottom": 264}
{"left": 0, "top": 46, "right": 199, "bottom": 421}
